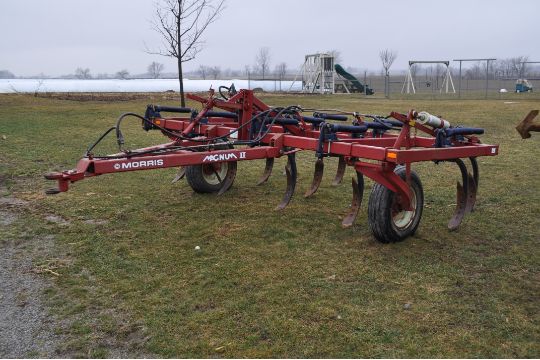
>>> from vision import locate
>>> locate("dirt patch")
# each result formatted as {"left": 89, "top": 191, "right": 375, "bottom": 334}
{"left": 83, "top": 219, "right": 109, "bottom": 226}
{"left": 0, "top": 196, "right": 28, "bottom": 206}
{"left": 44, "top": 214, "right": 70, "bottom": 226}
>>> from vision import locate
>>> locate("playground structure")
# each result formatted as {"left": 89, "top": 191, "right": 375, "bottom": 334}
{"left": 45, "top": 87, "right": 498, "bottom": 243}
{"left": 402, "top": 61, "right": 456, "bottom": 94}
{"left": 291, "top": 53, "right": 374, "bottom": 95}
{"left": 300, "top": 53, "right": 335, "bottom": 94}
{"left": 334, "top": 64, "right": 374, "bottom": 94}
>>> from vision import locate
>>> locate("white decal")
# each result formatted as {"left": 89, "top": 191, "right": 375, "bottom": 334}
{"left": 202, "top": 152, "right": 240, "bottom": 162}
{"left": 115, "top": 159, "right": 164, "bottom": 170}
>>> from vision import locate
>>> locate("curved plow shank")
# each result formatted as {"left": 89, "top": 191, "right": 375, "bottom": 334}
{"left": 448, "top": 159, "right": 470, "bottom": 231}
{"left": 332, "top": 156, "right": 346, "bottom": 186}
{"left": 217, "top": 162, "right": 237, "bottom": 196}
{"left": 275, "top": 153, "right": 297, "bottom": 210}
{"left": 468, "top": 157, "right": 479, "bottom": 211}
{"left": 304, "top": 159, "right": 324, "bottom": 197}
{"left": 470, "top": 157, "right": 479, "bottom": 188}
{"left": 464, "top": 173, "right": 477, "bottom": 214}
{"left": 171, "top": 166, "right": 186, "bottom": 184}
{"left": 342, "top": 172, "right": 364, "bottom": 228}
{"left": 516, "top": 110, "right": 539, "bottom": 139}
{"left": 448, "top": 182, "right": 467, "bottom": 231}
{"left": 257, "top": 158, "right": 274, "bottom": 185}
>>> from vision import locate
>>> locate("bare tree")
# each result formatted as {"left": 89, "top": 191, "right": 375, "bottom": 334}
{"left": 147, "top": 0, "right": 225, "bottom": 106}
{"left": 465, "top": 62, "right": 483, "bottom": 80}
{"left": 244, "top": 65, "right": 251, "bottom": 77}
{"left": 147, "top": 61, "right": 165, "bottom": 78}
{"left": 0, "top": 70, "right": 15, "bottom": 79}
{"left": 510, "top": 55, "right": 529, "bottom": 78}
{"left": 198, "top": 65, "right": 209, "bottom": 79}
{"left": 209, "top": 65, "right": 221, "bottom": 79}
{"left": 379, "top": 49, "right": 397, "bottom": 97}
{"left": 255, "top": 47, "right": 271, "bottom": 79}
{"left": 274, "top": 62, "right": 287, "bottom": 79}
{"left": 116, "top": 69, "right": 130, "bottom": 80}
{"left": 75, "top": 67, "right": 91, "bottom": 79}
{"left": 493, "top": 59, "right": 508, "bottom": 79}
{"left": 491, "top": 56, "right": 530, "bottom": 79}
{"left": 274, "top": 62, "right": 287, "bottom": 91}
{"left": 379, "top": 49, "right": 397, "bottom": 74}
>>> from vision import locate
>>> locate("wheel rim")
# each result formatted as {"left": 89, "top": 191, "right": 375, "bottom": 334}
{"left": 201, "top": 162, "right": 228, "bottom": 185}
{"left": 391, "top": 190, "right": 417, "bottom": 230}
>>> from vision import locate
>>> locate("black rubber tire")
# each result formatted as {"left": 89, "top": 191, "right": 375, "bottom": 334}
{"left": 367, "top": 166, "right": 424, "bottom": 243}
{"left": 185, "top": 143, "right": 236, "bottom": 193}
{"left": 185, "top": 162, "right": 235, "bottom": 193}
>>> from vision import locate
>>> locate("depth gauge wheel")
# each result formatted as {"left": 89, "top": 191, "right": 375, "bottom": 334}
{"left": 185, "top": 143, "right": 237, "bottom": 194}
{"left": 367, "top": 166, "right": 424, "bottom": 243}
{"left": 185, "top": 162, "right": 236, "bottom": 193}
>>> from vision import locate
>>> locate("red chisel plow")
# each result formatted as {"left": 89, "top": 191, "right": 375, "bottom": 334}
{"left": 45, "top": 87, "right": 498, "bottom": 243}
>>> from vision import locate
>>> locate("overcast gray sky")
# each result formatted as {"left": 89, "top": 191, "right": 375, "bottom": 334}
{"left": 1, "top": 0, "right": 538, "bottom": 76}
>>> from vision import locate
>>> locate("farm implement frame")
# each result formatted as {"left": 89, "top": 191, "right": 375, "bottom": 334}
{"left": 45, "top": 88, "right": 498, "bottom": 242}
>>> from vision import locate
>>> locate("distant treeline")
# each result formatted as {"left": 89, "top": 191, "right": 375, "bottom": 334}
{"left": 3, "top": 56, "right": 539, "bottom": 81}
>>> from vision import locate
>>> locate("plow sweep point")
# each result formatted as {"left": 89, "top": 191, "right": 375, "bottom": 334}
{"left": 342, "top": 172, "right": 364, "bottom": 228}
{"left": 257, "top": 158, "right": 274, "bottom": 185}
{"left": 448, "top": 159, "right": 478, "bottom": 231}
{"left": 275, "top": 153, "right": 297, "bottom": 210}
{"left": 304, "top": 159, "right": 324, "bottom": 198}
{"left": 217, "top": 162, "right": 237, "bottom": 196}
{"left": 332, "top": 156, "right": 346, "bottom": 186}
{"left": 448, "top": 181, "right": 467, "bottom": 231}
{"left": 171, "top": 166, "right": 186, "bottom": 184}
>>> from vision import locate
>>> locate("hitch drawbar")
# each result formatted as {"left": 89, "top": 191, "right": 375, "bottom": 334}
{"left": 45, "top": 88, "right": 498, "bottom": 243}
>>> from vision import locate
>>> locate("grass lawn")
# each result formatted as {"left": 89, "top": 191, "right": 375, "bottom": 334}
{"left": 0, "top": 92, "right": 539, "bottom": 357}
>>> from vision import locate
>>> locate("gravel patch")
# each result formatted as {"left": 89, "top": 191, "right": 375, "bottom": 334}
{"left": 0, "top": 186, "right": 62, "bottom": 358}
{"left": 0, "top": 231, "right": 60, "bottom": 357}
{"left": 0, "top": 210, "right": 17, "bottom": 225}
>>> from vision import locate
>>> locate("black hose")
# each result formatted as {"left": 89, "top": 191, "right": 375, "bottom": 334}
{"left": 219, "top": 86, "right": 231, "bottom": 100}
{"left": 85, "top": 126, "right": 116, "bottom": 156}
{"left": 252, "top": 106, "right": 302, "bottom": 143}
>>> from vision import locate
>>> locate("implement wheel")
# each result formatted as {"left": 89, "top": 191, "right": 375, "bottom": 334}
{"left": 185, "top": 161, "right": 236, "bottom": 193}
{"left": 185, "top": 143, "right": 237, "bottom": 194}
{"left": 367, "top": 166, "right": 424, "bottom": 243}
